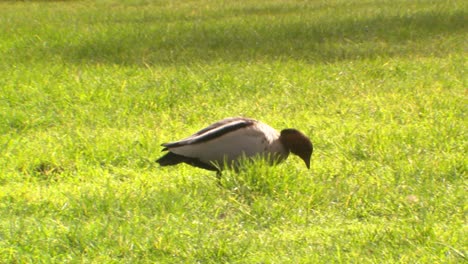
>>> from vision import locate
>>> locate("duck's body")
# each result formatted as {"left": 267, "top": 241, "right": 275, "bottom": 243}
{"left": 156, "top": 117, "right": 312, "bottom": 174}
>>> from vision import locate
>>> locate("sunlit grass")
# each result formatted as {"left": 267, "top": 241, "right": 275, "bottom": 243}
{"left": 0, "top": 0, "right": 466, "bottom": 263}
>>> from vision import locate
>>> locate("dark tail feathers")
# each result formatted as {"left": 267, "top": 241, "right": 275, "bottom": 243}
{"left": 156, "top": 152, "right": 185, "bottom": 166}
{"left": 156, "top": 152, "right": 219, "bottom": 172}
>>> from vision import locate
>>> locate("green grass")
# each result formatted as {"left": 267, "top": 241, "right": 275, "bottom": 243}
{"left": 0, "top": 0, "right": 466, "bottom": 263}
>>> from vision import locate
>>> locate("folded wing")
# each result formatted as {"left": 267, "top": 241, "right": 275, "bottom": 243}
{"left": 162, "top": 117, "right": 255, "bottom": 149}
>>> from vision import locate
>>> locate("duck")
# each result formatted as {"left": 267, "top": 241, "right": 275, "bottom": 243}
{"left": 156, "top": 117, "right": 313, "bottom": 177}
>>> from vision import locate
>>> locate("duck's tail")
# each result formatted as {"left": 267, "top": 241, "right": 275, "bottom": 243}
{"left": 156, "top": 151, "right": 219, "bottom": 172}
{"left": 156, "top": 152, "right": 185, "bottom": 166}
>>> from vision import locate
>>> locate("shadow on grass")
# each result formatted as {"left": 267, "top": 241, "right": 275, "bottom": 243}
{"left": 22, "top": 7, "right": 468, "bottom": 65}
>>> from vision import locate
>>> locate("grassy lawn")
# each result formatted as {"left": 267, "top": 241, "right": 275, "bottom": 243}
{"left": 0, "top": 0, "right": 466, "bottom": 262}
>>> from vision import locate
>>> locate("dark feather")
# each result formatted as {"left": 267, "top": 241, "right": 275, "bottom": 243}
{"left": 156, "top": 152, "right": 219, "bottom": 171}
{"left": 161, "top": 118, "right": 255, "bottom": 149}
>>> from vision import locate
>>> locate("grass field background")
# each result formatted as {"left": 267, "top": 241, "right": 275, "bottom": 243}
{"left": 0, "top": 0, "right": 466, "bottom": 263}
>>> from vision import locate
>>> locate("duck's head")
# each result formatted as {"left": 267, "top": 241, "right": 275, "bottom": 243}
{"left": 280, "top": 129, "right": 313, "bottom": 169}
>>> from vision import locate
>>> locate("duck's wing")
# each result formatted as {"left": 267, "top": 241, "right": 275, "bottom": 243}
{"left": 161, "top": 117, "right": 256, "bottom": 150}
{"left": 167, "top": 121, "right": 271, "bottom": 165}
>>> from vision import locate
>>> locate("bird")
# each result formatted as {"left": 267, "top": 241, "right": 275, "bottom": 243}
{"left": 156, "top": 117, "right": 313, "bottom": 177}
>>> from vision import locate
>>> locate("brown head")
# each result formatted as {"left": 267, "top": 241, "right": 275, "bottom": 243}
{"left": 279, "top": 129, "right": 313, "bottom": 169}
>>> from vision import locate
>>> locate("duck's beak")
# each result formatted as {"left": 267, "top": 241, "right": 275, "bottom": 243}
{"left": 301, "top": 155, "right": 311, "bottom": 169}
